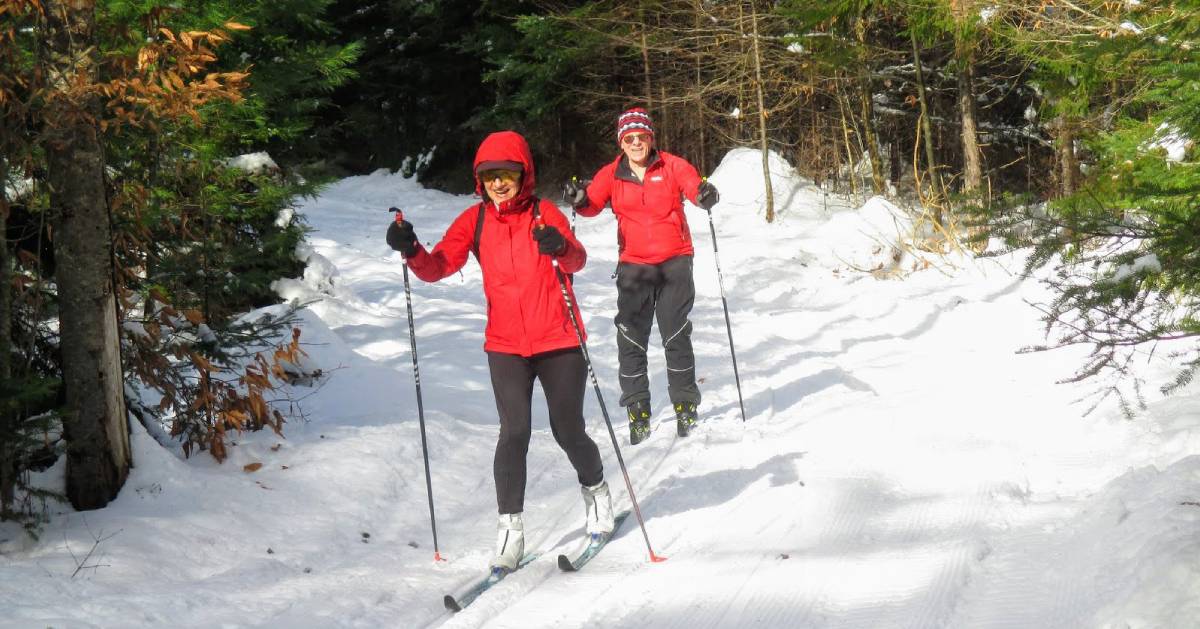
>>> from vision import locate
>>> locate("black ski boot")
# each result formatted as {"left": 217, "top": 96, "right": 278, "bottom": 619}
{"left": 674, "top": 402, "right": 698, "bottom": 437}
{"left": 627, "top": 400, "right": 652, "bottom": 445}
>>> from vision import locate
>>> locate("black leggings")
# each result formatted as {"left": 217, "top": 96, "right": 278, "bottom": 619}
{"left": 488, "top": 347, "right": 604, "bottom": 514}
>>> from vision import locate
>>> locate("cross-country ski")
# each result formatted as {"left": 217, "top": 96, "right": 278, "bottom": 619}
{"left": 443, "top": 553, "right": 538, "bottom": 613}
{"left": 557, "top": 510, "right": 632, "bottom": 573}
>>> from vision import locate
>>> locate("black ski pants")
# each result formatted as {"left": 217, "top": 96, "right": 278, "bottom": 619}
{"left": 614, "top": 254, "right": 700, "bottom": 408}
{"left": 488, "top": 347, "right": 604, "bottom": 515}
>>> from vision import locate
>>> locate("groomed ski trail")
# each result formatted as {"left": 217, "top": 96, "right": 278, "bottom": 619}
{"left": 289, "top": 171, "right": 1168, "bottom": 629}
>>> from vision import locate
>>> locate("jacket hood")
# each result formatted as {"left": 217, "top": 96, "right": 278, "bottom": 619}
{"left": 473, "top": 131, "right": 536, "bottom": 211}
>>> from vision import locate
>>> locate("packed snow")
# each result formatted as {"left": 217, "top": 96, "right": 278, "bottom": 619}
{"left": 1149, "top": 123, "right": 1193, "bottom": 163}
{"left": 226, "top": 151, "right": 281, "bottom": 174}
{"left": 1, "top": 149, "right": 1198, "bottom": 629}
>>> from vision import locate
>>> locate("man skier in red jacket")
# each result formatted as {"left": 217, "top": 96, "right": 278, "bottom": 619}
{"left": 565, "top": 107, "right": 720, "bottom": 444}
{"left": 386, "top": 131, "right": 614, "bottom": 573}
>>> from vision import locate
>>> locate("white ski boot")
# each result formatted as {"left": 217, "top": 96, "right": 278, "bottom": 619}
{"left": 490, "top": 513, "right": 524, "bottom": 572}
{"left": 581, "top": 480, "right": 615, "bottom": 537}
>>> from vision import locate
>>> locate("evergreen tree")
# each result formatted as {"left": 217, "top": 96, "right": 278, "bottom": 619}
{"left": 466, "top": 1, "right": 619, "bottom": 185}
{"left": 221, "top": 0, "right": 362, "bottom": 164}
{"left": 2, "top": 0, "right": 354, "bottom": 526}
{"left": 323, "top": 0, "right": 490, "bottom": 186}
{"left": 982, "top": 2, "right": 1200, "bottom": 411}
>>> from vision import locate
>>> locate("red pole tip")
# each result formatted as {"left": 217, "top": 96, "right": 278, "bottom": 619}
{"left": 434, "top": 552, "right": 445, "bottom": 562}
{"left": 650, "top": 553, "right": 668, "bottom": 563}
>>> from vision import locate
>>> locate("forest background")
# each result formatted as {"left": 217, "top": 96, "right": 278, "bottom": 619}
{"left": 2, "top": 0, "right": 1198, "bottom": 527}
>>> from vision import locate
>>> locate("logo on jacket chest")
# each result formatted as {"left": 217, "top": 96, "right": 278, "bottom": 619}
{"left": 649, "top": 175, "right": 664, "bottom": 182}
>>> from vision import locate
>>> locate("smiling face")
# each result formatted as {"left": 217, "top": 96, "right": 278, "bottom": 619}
{"left": 620, "top": 132, "right": 654, "bottom": 166}
{"left": 479, "top": 169, "right": 521, "bottom": 204}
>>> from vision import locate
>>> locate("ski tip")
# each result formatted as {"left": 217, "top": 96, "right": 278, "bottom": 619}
{"left": 434, "top": 551, "right": 446, "bottom": 562}
{"left": 557, "top": 554, "right": 577, "bottom": 572}
{"left": 444, "top": 595, "right": 461, "bottom": 613}
{"left": 650, "top": 553, "right": 668, "bottom": 563}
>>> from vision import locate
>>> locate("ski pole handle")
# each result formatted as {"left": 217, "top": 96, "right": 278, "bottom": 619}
{"left": 533, "top": 216, "right": 553, "bottom": 255}
{"left": 389, "top": 206, "right": 404, "bottom": 223}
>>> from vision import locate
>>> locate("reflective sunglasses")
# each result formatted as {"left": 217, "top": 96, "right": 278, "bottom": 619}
{"left": 479, "top": 169, "right": 521, "bottom": 183}
{"left": 621, "top": 133, "right": 652, "bottom": 146}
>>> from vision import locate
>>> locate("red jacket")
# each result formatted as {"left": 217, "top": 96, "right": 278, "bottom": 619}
{"left": 405, "top": 131, "right": 587, "bottom": 357}
{"left": 577, "top": 150, "right": 704, "bottom": 265}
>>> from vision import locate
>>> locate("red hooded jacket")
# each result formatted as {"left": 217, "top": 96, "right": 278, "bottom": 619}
{"left": 577, "top": 150, "right": 704, "bottom": 265}
{"left": 405, "top": 131, "right": 587, "bottom": 357}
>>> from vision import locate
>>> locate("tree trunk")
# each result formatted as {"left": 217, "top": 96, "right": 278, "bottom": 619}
{"left": 810, "top": 97, "right": 820, "bottom": 187}
{"left": 911, "top": 31, "right": 942, "bottom": 210}
{"left": 0, "top": 154, "right": 11, "bottom": 383}
{"left": 659, "top": 84, "right": 669, "bottom": 151}
{"left": 858, "top": 79, "right": 885, "bottom": 195}
{"left": 43, "top": 0, "right": 131, "bottom": 511}
{"left": 693, "top": 2, "right": 706, "bottom": 173}
{"left": 640, "top": 18, "right": 652, "bottom": 111}
{"left": 855, "top": 16, "right": 885, "bottom": 194}
{"left": 0, "top": 154, "right": 10, "bottom": 514}
{"left": 1058, "top": 116, "right": 1081, "bottom": 197}
{"left": 749, "top": 2, "right": 774, "bottom": 222}
{"left": 889, "top": 133, "right": 902, "bottom": 189}
{"left": 956, "top": 37, "right": 983, "bottom": 194}
{"left": 735, "top": 1, "right": 746, "bottom": 141}
{"left": 144, "top": 135, "right": 160, "bottom": 318}
{"left": 836, "top": 86, "right": 859, "bottom": 200}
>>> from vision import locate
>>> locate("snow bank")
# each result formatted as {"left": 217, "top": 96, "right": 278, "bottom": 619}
{"left": 707, "top": 147, "right": 829, "bottom": 222}
{"left": 1148, "top": 123, "right": 1192, "bottom": 163}
{"left": 4, "top": 176, "right": 34, "bottom": 201}
{"left": 702, "top": 148, "right": 915, "bottom": 274}
{"left": 809, "top": 196, "right": 915, "bottom": 272}
{"left": 1082, "top": 459, "right": 1200, "bottom": 628}
{"left": 226, "top": 151, "right": 280, "bottom": 174}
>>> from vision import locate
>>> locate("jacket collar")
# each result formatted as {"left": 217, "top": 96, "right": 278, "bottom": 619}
{"left": 489, "top": 193, "right": 534, "bottom": 217}
{"left": 615, "top": 150, "right": 661, "bottom": 184}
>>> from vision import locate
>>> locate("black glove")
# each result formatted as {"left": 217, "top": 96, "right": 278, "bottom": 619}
{"left": 697, "top": 181, "right": 720, "bottom": 210}
{"left": 532, "top": 224, "right": 567, "bottom": 256}
{"left": 562, "top": 178, "right": 589, "bottom": 210}
{"left": 386, "top": 219, "right": 419, "bottom": 258}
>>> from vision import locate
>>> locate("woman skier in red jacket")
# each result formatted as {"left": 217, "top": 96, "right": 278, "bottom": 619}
{"left": 385, "top": 131, "right": 614, "bottom": 573}
{"left": 565, "top": 107, "right": 719, "bottom": 445}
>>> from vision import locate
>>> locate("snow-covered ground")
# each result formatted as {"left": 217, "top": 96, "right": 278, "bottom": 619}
{"left": 2, "top": 149, "right": 1198, "bottom": 628}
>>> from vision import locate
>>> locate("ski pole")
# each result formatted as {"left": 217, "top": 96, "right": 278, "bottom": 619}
{"left": 536, "top": 216, "right": 666, "bottom": 564}
{"left": 389, "top": 207, "right": 444, "bottom": 562}
{"left": 700, "top": 178, "right": 747, "bottom": 423}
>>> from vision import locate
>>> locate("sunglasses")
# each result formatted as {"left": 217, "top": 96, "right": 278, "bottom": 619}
{"left": 479, "top": 169, "right": 521, "bottom": 183}
{"left": 621, "top": 133, "right": 652, "bottom": 146}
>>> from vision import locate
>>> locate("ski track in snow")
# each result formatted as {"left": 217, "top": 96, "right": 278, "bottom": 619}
{"left": 314, "top": 173, "right": 1047, "bottom": 629}
{"left": 230, "top": 182, "right": 1193, "bottom": 629}
{"left": 3, "top": 163, "right": 1198, "bottom": 629}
